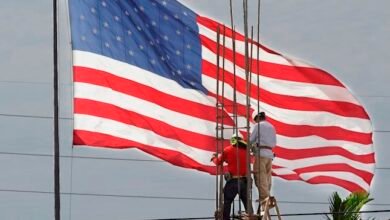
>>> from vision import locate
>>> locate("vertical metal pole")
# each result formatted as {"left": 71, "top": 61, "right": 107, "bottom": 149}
{"left": 248, "top": 26, "right": 255, "bottom": 215}
{"left": 229, "top": 0, "right": 238, "bottom": 137}
{"left": 232, "top": 27, "right": 241, "bottom": 215}
{"left": 215, "top": 26, "right": 221, "bottom": 217}
{"left": 219, "top": 26, "right": 226, "bottom": 214}
{"left": 256, "top": 1, "right": 261, "bottom": 108}
{"left": 242, "top": 0, "right": 253, "bottom": 215}
{"left": 53, "top": 0, "right": 61, "bottom": 219}
{"left": 256, "top": 0, "right": 262, "bottom": 206}
{"left": 229, "top": 0, "right": 241, "bottom": 215}
{"left": 229, "top": 0, "right": 234, "bottom": 35}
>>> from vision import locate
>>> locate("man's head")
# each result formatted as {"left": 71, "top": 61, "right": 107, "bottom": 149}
{"left": 230, "top": 133, "right": 247, "bottom": 148}
{"left": 253, "top": 112, "right": 266, "bottom": 123}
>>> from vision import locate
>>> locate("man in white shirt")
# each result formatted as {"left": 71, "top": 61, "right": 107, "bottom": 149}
{"left": 250, "top": 112, "right": 276, "bottom": 202}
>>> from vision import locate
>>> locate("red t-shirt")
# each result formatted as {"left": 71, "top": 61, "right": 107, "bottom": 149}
{"left": 213, "top": 145, "right": 248, "bottom": 176}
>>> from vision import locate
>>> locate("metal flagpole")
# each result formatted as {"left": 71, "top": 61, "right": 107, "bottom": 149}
{"left": 53, "top": 0, "right": 61, "bottom": 219}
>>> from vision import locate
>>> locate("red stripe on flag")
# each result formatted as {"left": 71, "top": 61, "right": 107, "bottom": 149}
{"left": 306, "top": 176, "right": 365, "bottom": 192}
{"left": 293, "top": 164, "right": 373, "bottom": 184}
{"left": 275, "top": 173, "right": 366, "bottom": 192}
{"left": 75, "top": 98, "right": 229, "bottom": 151}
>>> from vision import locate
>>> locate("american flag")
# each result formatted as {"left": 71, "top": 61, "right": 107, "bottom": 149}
{"left": 69, "top": 0, "right": 375, "bottom": 192}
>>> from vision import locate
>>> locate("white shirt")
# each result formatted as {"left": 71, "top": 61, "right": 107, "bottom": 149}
{"left": 250, "top": 120, "right": 276, "bottom": 159}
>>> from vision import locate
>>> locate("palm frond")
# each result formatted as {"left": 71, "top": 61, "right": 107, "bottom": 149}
{"left": 324, "top": 191, "right": 374, "bottom": 220}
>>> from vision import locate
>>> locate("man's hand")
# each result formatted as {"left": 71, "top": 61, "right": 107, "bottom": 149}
{"left": 210, "top": 153, "right": 217, "bottom": 162}
{"left": 250, "top": 143, "right": 257, "bottom": 154}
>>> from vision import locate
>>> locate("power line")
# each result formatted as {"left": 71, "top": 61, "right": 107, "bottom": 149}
{"left": 4, "top": 151, "right": 390, "bottom": 171}
{"left": 2, "top": 80, "right": 390, "bottom": 99}
{"left": 375, "top": 167, "right": 390, "bottom": 170}
{"left": 0, "top": 189, "right": 214, "bottom": 201}
{"left": 374, "top": 130, "right": 390, "bottom": 133}
{"left": 0, "top": 151, "right": 163, "bottom": 163}
{"left": 2, "top": 113, "right": 390, "bottom": 134}
{"left": 0, "top": 187, "right": 390, "bottom": 207}
{"left": 149, "top": 209, "right": 390, "bottom": 220}
{"left": 149, "top": 217, "right": 214, "bottom": 220}
{"left": 1, "top": 187, "right": 390, "bottom": 219}
{"left": 0, "top": 80, "right": 72, "bottom": 85}
{"left": 0, "top": 113, "right": 72, "bottom": 120}
{"left": 5, "top": 150, "right": 390, "bottom": 172}
{"left": 275, "top": 209, "right": 390, "bottom": 217}
{"left": 358, "top": 95, "right": 390, "bottom": 98}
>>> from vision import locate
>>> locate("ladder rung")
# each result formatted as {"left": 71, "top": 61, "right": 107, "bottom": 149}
{"left": 226, "top": 114, "right": 251, "bottom": 118}
{"left": 215, "top": 104, "right": 244, "bottom": 107}
{"left": 257, "top": 196, "right": 282, "bottom": 220}
{"left": 216, "top": 116, "right": 251, "bottom": 120}
{"left": 216, "top": 126, "right": 249, "bottom": 130}
{"left": 216, "top": 115, "right": 232, "bottom": 119}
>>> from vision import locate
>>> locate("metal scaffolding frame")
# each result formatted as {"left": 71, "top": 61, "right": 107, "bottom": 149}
{"left": 214, "top": 1, "right": 281, "bottom": 219}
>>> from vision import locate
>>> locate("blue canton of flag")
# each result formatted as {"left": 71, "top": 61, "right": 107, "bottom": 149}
{"left": 70, "top": 0, "right": 205, "bottom": 92}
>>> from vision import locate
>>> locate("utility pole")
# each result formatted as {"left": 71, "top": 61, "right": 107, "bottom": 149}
{"left": 53, "top": 0, "right": 61, "bottom": 219}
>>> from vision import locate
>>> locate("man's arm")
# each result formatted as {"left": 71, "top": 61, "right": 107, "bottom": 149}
{"left": 211, "top": 153, "right": 224, "bottom": 165}
{"left": 250, "top": 123, "right": 259, "bottom": 143}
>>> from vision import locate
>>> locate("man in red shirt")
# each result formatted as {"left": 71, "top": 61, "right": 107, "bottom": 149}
{"left": 211, "top": 135, "right": 251, "bottom": 220}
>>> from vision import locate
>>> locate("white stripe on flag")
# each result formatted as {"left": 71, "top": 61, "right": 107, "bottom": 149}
{"left": 277, "top": 135, "right": 374, "bottom": 155}
{"left": 273, "top": 156, "right": 374, "bottom": 174}
{"left": 272, "top": 167, "right": 297, "bottom": 176}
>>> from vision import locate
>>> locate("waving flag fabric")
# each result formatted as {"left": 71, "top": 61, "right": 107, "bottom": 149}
{"left": 69, "top": 0, "right": 375, "bottom": 192}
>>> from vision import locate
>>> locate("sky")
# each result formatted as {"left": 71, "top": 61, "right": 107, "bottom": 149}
{"left": 0, "top": 0, "right": 390, "bottom": 219}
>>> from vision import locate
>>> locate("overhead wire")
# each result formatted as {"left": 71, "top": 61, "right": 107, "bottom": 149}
{"left": 148, "top": 209, "right": 390, "bottom": 219}
{"left": 2, "top": 113, "right": 390, "bottom": 134}
{"left": 0, "top": 80, "right": 72, "bottom": 85}
{"left": 1, "top": 187, "right": 390, "bottom": 208}
{"left": 0, "top": 189, "right": 214, "bottom": 201}
{"left": 148, "top": 217, "right": 214, "bottom": 220}
{"left": 2, "top": 150, "right": 390, "bottom": 170}
{"left": 3, "top": 150, "right": 390, "bottom": 208}
{"left": 0, "top": 151, "right": 163, "bottom": 163}
{"left": 0, "top": 113, "right": 72, "bottom": 120}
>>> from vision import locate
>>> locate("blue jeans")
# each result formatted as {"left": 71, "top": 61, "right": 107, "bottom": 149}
{"left": 223, "top": 178, "right": 249, "bottom": 220}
